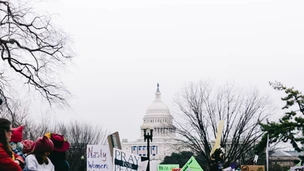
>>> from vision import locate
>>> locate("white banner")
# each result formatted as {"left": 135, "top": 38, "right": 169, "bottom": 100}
{"left": 290, "top": 166, "right": 304, "bottom": 171}
{"left": 113, "top": 148, "right": 141, "bottom": 171}
{"left": 87, "top": 145, "right": 113, "bottom": 171}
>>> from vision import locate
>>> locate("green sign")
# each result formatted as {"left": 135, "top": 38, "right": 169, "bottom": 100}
{"left": 181, "top": 156, "right": 204, "bottom": 171}
{"left": 158, "top": 164, "right": 180, "bottom": 171}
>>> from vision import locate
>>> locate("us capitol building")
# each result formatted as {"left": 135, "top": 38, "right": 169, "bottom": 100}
{"left": 121, "top": 84, "right": 181, "bottom": 169}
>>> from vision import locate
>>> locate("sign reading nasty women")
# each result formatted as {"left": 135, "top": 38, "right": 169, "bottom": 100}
{"left": 87, "top": 145, "right": 112, "bottom": 171}
{"left": 113, "top": 148, "right": 141, "bottom": 171}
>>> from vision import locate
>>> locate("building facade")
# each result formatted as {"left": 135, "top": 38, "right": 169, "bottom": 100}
{"left": 122, "top": 84, "right": 179, "bottom": 169}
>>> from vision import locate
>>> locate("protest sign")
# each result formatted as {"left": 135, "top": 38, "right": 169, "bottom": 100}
{"left": 223, "top": 167, "right": 232, "bottom": 171}
{"left": 172, "top": 169, "right": 181, "bottom": 171}
{"left": 288, "top": 161, "right": 302, "bottom": 171}
{"left": 108, "top": 132, "right": 122, "bottom": 157}
{"left": 158, "top": 164, "right": 180, "bottom": 171}
{"left": 241, "top": 165, "right": 265, "bottom": 171}
{"left": 87, "top": 145, "right": 112, "bottom": 171}
{"left": 113, "top": 148, "right": 141, "bottom": 171}
{"left": 181, "top": 156, "right": 204, "bottom": 171}
{"left": 290, "top": 166, "right": 304, "bottom": 171}
{"left": 137, "top": 161, "right": 148, "bottom": 171}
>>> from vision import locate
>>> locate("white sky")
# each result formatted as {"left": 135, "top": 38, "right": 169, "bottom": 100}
{"left": 30, "top": 0, "right": 304, "bottom": 142}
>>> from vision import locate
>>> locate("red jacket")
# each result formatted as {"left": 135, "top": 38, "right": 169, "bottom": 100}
{"left": 0, "top": 143, "right": 22, "bottom": 171}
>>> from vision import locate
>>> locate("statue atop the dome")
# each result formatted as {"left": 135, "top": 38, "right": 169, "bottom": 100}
{"left": 157, "top": 83, "right": 160, "bottom": 92}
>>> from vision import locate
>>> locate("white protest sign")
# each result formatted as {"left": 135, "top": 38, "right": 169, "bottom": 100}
{"left": 87, "top": 145, "right": 113, "bottom": 171}
{"left": 223, "top": 167, "right": 233, "bottom": 171}
{"left": 290, "top": 166, "right": 304, "bottom": 171}
{"left": 113, "top": 148, "right": 141, "bottom": 171}
{"left": 137, "top": 161, "right": 149, "bottom": 171}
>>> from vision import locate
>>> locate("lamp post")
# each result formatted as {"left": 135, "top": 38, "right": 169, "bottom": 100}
{"left": 80, "top": 155, "right": 85, "bottom": 171}
{"left": 143, "top": 124, "right": 153, "bottom": 171}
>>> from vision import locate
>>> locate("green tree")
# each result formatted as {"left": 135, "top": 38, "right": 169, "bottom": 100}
{"left": 258, "top": 82, "right": 304, "bottom": 158}
{"left": 161, "top": 151, "right": 194, "bottom": 167}
{"left": 174, "top": 81, "right": 273, "bottom": 170}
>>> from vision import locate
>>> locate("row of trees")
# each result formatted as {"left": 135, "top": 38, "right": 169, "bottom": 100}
{"left": 0, "top": 1, "right": 108, "bottom": 171}
{"left": 160, "top": 81, "right": 304, "bottom": 171}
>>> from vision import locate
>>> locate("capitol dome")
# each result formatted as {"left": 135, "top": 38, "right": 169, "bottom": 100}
{"left": 140, "top": 83, "right": 176, "bottom": 140}
{"left": 145, "top": 84, "right": 170, "bottom": 115}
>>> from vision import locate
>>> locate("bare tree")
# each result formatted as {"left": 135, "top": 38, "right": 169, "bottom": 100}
{"left": 0, "top": 0, "right": 72, "bottom": 112}
{"left": 56, "top": 121, "right": 109, "bottom": 171}
{"left": 174, "top": 81, "right": 273, "bottom": 170}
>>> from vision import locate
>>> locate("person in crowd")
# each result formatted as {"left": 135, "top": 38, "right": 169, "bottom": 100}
{"left": 10, "top": 126, "right": 26, "bottom": 170}
{"left": 25, "top": 135, "right": 55, "bottom": 171}
{"left": 22, "top": 139, "right": 36, "bottom": 156}
{"left": 0, "top": 118, "right": 24, "bottom": 171}
{"left": 46, "top": 133, "right": 70, "bottom": 171}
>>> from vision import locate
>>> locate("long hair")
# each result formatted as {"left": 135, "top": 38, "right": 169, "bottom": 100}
{"left": 49, "top": 151, "right": 66, "bottom": 161}
{"left": 0, "top": 118, "right": 13, "bottom": 157}
{"left": 34, "top": 151, "right": 50, "bottom": 165}
{"left": 49, "top": 151, "right": 69, "bottom": 171}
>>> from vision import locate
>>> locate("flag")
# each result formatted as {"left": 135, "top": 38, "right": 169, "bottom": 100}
{"left": 266, "top": 134, "right": 269, "bottom": 171}
{"left": 210, "top": 120, "right": 224, "bottom": 157}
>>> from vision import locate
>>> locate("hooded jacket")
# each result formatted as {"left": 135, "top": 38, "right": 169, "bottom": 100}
{"left": 0, "top": 143, "right": 23, "bottom": 171}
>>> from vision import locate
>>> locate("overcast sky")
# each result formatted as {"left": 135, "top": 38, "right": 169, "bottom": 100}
{"left": 30, "top": 0, "right": 304, "bottom": 142}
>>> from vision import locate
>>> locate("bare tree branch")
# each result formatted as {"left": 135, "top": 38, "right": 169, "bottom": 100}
{"left": 0, "top": 0, "right": 73, "bottom": 108}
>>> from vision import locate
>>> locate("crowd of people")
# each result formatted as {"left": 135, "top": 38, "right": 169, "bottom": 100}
{"left": 0, "top": 118, "right": 71, "bottom": 171}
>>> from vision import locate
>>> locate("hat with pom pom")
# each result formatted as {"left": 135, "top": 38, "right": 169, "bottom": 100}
{"left": 45, "top": 133, "right": 70, "bottom": 152}
{"left": 22, "top": 140, "right": 36, "bottom": 154}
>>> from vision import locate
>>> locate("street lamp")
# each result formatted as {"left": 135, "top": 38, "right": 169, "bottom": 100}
{"left": 80, "top": 155, "right": 85, "bottom": 171}
{"left": 142, "top": 123, "right": 153, "bottom": 171}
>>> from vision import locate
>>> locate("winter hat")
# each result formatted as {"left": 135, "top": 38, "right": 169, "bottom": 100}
{"left": 11, "top": 126, "right": 23, "bottom": 142}
{"left": 45, "top": 133, "right": 70, "bottom": 152}
{"left": 34, "top": 136, "right": 54, "bottom": 153}
{"left": 22, "top": 140, "right": 36, "bottom": 154}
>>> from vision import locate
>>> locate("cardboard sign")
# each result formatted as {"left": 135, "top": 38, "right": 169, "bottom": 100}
{"left": 87, "top": 145, "right": 112, "bottom": 171}
{"left": 113, "top": 148, "right": 141, "bottom": 171}
{"left": 290, "top": 166, "right": 304, "bottom": 171}
{"left": 241, "top": 165, "right": 265, "bottom": 171}
{"left": 158, "top": 164, "right": 180, "bottom": 171}
{"left": 108, "top": 132, "right": 122, "bottom": 157}
{"left": 181, "top": 156, "right": 204, "bottom": 171}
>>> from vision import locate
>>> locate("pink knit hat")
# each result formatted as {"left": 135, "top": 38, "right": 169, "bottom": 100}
{"left": 34, "top": 136, "right": 54, "bottom": 152}
{"left": 11, "top": 126, "right": 23, "bottom": 142}
{"left": 22, "top": 140, "right": 36, "bottom": 154}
